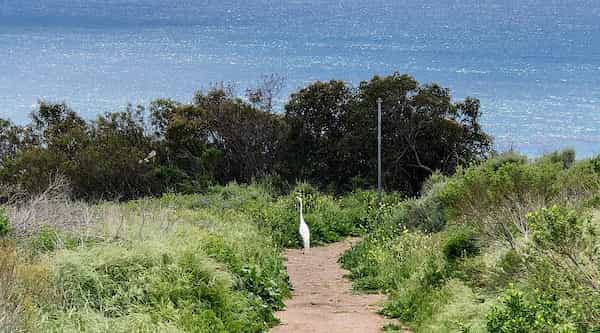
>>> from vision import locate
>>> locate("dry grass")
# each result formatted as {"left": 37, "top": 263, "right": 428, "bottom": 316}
{"left": 6, "top": 175, "right": 97, "bottom": 237}
{"left": 0, "top": 241, "right": 21, "bottom": 332}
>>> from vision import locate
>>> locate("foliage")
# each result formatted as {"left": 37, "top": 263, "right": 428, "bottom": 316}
{"left": 341, "top": 152, "right": 600, "bottom": 332}
{"left": 392, "top": 195, "right": 446, "bottom": 233}
{"left": 281, "top": 73, "right": 491, "bottom": 194}
{"left": 487, "top": 288, "right": 581, "bottom": 333}
{"left": 1, "top": 187, "right": 302, "bottom": 332}
{"left": 443, "top": 228, "right": 480, "bottom": 261}
{"left": 46, "top": 238, "right": 275, "bottom": 332}
{"left": 199, "top": 183, "right": 378, "bottom": 248}
{"left": 437, "top": 152, "right": 600, "bottom": 248}
{"left": 1, "top": 73, "right": 491, "bottom": 201}
{"left": 0, "top": 181, "right": 394, "bottom": 332}
{"left": 0, "top": 208, "right": 10, "bottom": 237}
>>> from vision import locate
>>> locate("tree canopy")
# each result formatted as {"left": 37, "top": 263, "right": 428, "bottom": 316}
{"left": 282, "top": 73, "right": 491, "bottom": 193}
{"left": 0, "top": 73, "right": 492, "bottom": 200}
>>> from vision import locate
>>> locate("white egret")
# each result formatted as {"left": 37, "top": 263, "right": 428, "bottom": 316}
{"left": 296, "top": 196, "right": 310, "bottom": 253}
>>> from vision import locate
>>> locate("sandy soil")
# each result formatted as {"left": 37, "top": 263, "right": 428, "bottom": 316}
{"left": 270, "top": 238, "right": 411, "bottom": 333}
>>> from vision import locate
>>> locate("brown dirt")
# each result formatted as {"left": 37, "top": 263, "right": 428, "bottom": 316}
{"left": 270, "top": 238, "right": 411, "bottom": 333}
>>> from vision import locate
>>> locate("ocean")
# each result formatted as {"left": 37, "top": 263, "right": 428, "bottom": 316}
{"left": 1, "top": 0, "right": 600, "bottom": 156}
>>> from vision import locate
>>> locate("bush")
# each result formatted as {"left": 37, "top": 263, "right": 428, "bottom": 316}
{"left": 540, "top": 148, "right": 576, "bottom": 169}
{"left": 437, "top": 152, "right": 581, "bottom": 247}
{"left": 0, "top": 208, "right": 10, "bottom": 237}
{"left": 342, "top": 152, "right": 600, "bottom": 332}
{"left": 396, "top": 196, "right": 446, "bottom": 233}
{"left": 341, "top": 231, "right": 449, "bottom": 320}
{"left": 489, "top": 151, "right": 528, "bottom": 171}
{"left": 527, "top": 206, "right": 598, "bottom": 291}
{"left": 28, "top": 226, "right": 84, "bottom": 255}
{"left": 443, "top": 229, "right": 480, "bottom": 261}
{"left": 487, "top": 288, "right": 580, "bottom": 333}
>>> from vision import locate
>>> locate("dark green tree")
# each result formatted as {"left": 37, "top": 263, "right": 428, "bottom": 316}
{"left": 195, "top": 88, "right": 286, "bottom": 183}
{"left": 282, "top": 80, "right": 353, "bottom": 187}
{"left": 282, "top": 73, "right": 492, "bottom": 194}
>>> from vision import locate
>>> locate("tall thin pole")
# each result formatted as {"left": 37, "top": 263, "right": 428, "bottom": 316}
{"left": 377, "top": 98, "right": 383, "bottom": 208}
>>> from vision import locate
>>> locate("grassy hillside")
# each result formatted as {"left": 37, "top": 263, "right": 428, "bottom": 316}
{"left": 342, "top": 150, "right": 600, "bottom": 332}
{"left": 2, "top": 150, "right": 599, "bottom": 332}
{"left": 0, "top": 182, "right": 386, "bottom": 332}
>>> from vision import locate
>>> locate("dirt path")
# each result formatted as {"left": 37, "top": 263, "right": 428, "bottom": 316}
{"left": 271, "top": 238, "right": 409, "bottom": 333}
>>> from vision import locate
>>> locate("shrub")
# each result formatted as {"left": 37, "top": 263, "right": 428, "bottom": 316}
{"left": 0, "top": 208, "right": 10, "bottom": 237}
{"left": 489, "top": 151, "right": 528, "bottom": 171}
{"left": 540, "top": 148, "right": 576, "bottom": 169}
{"left": 528, "top": 206, "right": 598, "bottom": 291}
{"left": 341, "top": 231, "right": 449, "bottom": 323}
{"left": 487, "top": 249, "right": 525, "bottom": 290}
{"left": 396, "top": 197, "right": 446, "bottom": 233}
{"left": 443, "top": 229, "right": 480, "bottom": 261}
{"left": 28, "top": 226, "right": 84, "bottom": 255}
{"left": 487, "top": 288, "right": 580, "bottom": 333}
{"left": 438, "top": 153, "right": 567, "bottom": 247}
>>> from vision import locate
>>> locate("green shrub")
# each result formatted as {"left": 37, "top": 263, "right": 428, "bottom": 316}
{"left": 30, "top": 226, "right": 61, "bottom": 253}
{"left": 0, "top": 208, "right": 10, "bottom": 237}
{"left": 489, "top": 151, "right": 527, "bottom": 171}
{"left": 342, "top": 231, "right": 450, "bottom": 326}
{"left": 341, "top": 152, "right": 600, "bottom": 332}
{"left": 487, "top": 288, "right": 580, "bottom": 333}
{"left": 392, "top": 194, "right": 446, "bottom": 234}
{"left": 487, "top": 249, "right": 525, "bottom": 290}
{"left": 383, "top": 278, "right": 450, "bottom": 323}
{"left": 443, "top": 229, "right": 480, "bottom": 261}
{"left": 256, "top": 174, "right": 291, "bottom": 197}
{"left": 540, "top": 148, "right": 576, "bottom": 169}
{"left": 528, "top": 206, "right": 588, "bottom": 254}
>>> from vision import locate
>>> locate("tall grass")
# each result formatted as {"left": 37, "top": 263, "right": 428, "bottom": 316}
{"left": 0, "top": 241, "right": 20, "bottom": 332}
{"left": 1, "top": 180, "right": 381, "bottom": 332}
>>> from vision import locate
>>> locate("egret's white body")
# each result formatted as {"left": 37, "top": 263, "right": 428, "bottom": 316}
{"left": 297, "top": 197, "right": 310, "bottom": 252}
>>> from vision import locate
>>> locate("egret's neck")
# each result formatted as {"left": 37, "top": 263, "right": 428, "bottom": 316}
{"left": 299, "top": 200, "right": 304, "bottom": 220}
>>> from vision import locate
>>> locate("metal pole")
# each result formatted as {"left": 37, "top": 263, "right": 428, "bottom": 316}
{"left": 377, "top": 98, "right": 383, "bottom": 208}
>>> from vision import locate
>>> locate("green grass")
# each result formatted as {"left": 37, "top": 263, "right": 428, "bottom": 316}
{"left": 1, "top": 182, "right": 383, "bottom": 332}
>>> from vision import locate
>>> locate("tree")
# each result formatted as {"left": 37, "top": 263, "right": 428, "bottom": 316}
{"left": 79, "top": 106, "right": 158, "bottom": 199}
{"left": 0, "top": 119, "right": 27, "bottom": 166}
{"left": 195, "top": 88, "right": 286, "bottom": 183}
{"left": 282, "top": 73, "right": 492, "bottom": 194}
{"left": 0, "top": 73, "right": 492, "bottom": 200}
{"left": 246, "top": 74, "right": 286, "bottom": 112}
{"left": 155, "top": 103, "right": 220, "bottom": 193}
{"left": 282, "top": 80, "right": 353, "bottom": 188}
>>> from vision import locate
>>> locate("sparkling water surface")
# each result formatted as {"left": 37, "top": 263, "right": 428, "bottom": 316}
{"left": 1, "top": 0, "right": 600, "bottom": 156}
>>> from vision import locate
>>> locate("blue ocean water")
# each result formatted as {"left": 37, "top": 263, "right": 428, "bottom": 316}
{"left": 1, "top": 0, "right": 600, "bottom": 156}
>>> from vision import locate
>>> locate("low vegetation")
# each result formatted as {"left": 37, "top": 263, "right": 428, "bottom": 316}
{"left": 0, "top": 180, "right": 386, "bottom": 332}
{"left": 341, "top": 150, "right": 600, "bottom": 332}
{"left": 3, "top": 150, "right": 599, "bottom": 332}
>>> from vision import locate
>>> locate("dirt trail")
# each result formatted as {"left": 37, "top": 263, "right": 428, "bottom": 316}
{"left": 271, "top": 238, "right": 410, "bottom": 333}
